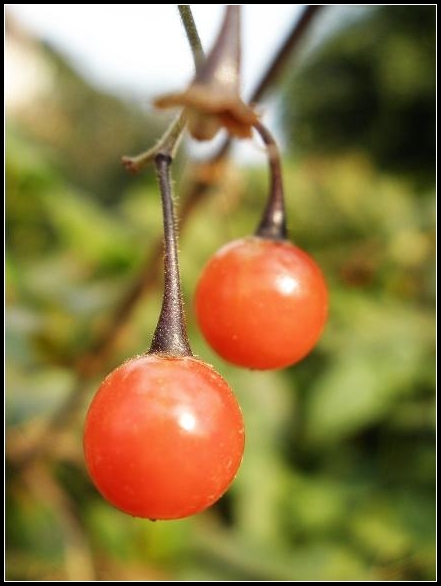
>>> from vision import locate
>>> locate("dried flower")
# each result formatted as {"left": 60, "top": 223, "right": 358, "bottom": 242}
{"left": 155, "top": 6, "right": 258, "bottom": 141}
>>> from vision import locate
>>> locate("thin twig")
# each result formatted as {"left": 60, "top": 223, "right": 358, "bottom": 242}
{"left": 122, "top": 111, "right": 185, "bottom": 173}
{"left": 250, "top": 5, "right": 321, "bottom": 104}
{"left": 178, "top": 5, "right": 205, "bottom": 70}
{"left": 122, "top": 5, "right": 205, "bottom": 173}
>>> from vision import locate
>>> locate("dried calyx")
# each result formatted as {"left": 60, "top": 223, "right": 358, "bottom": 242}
{"left": 155, "top": 6, "right": 258, "bottom": 141}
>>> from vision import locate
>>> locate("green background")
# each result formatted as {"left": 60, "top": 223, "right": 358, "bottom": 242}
{"left": 6, "top": 6, "right": 436, "bottom": 581}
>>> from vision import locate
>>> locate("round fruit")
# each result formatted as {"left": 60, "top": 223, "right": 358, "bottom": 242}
{"left": 195, "top": 237, "right": 328, "bottom": 370}
{"left": 84, "top": 355, "right": 244, "bottom": 520}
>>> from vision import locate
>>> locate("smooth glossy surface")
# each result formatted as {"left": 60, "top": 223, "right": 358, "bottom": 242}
{"left": 84, "top": 355, "right": 244, "bottom": 520}
{"left": 195, "top": 237, "right": 328, "bottom": 369}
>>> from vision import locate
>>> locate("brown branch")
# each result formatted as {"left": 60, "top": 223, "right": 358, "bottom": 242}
{"left": 250, "top": 5, "right": 322, "bottom": 104}
{"left": 10, "top": 5, "right": 322, "bottom": 467}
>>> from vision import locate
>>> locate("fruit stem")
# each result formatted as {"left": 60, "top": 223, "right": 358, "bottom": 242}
{"left": 254, "top": 121, "right": 287, "bottom": 240}
{"left": 149, "top": 154, "right": 193, "bottom": 357}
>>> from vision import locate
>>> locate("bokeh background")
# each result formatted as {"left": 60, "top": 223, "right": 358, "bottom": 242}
{"left": 6, "top": 5, "right": 436, "bottom": 581}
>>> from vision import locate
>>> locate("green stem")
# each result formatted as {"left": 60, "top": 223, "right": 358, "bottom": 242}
{"left": 122, "top": 112, "right": 186, "bottom": 173}
{"left": 122, "top": 7, "right": 205, "bottom": 173}
{"left": 177, "top": 5, "right": 205, "bottom": 70}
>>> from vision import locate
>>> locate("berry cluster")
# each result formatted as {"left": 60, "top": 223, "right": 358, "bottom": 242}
{"left": 83, "top": 7, "right": 328, "bottom": 521}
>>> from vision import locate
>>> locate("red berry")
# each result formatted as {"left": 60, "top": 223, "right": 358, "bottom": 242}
{"left": 83, "top": 355, "right": 244, "bottom": 520}
{"left": 195, "top": 237, "right": 328, "bottom": 370}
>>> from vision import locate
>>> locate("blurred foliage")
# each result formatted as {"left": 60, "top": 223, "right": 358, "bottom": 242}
{"left": 6, "top": 6, "right": 435, "bottom": 582}
{"left": 281, "top": 6, "right": 436, "bottom": 184}
{"left": 7, "top": 23, "right": 165, "bottom": 205}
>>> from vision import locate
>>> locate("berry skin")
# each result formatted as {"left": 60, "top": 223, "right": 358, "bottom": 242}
{"left": 195, "top": 237, "right": 328, "bottom": 370}
{"left": 84, "top": 355, "right": 244, "bottom": 520}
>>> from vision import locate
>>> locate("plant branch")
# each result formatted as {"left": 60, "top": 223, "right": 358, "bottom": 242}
{"left": 250, "top": 5, "right": 321, "bottom": 104}
{"left": 254, "top": 122, "right": 287, "bottom": 240}
{"left": 122, "top": 111, "right": 185, "bottom": 173}
{"left": 122, "top": 6, "right": 205, "bottom": 173}
{"left": 178, "top": 5, "right": 205, "bottom": 70}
